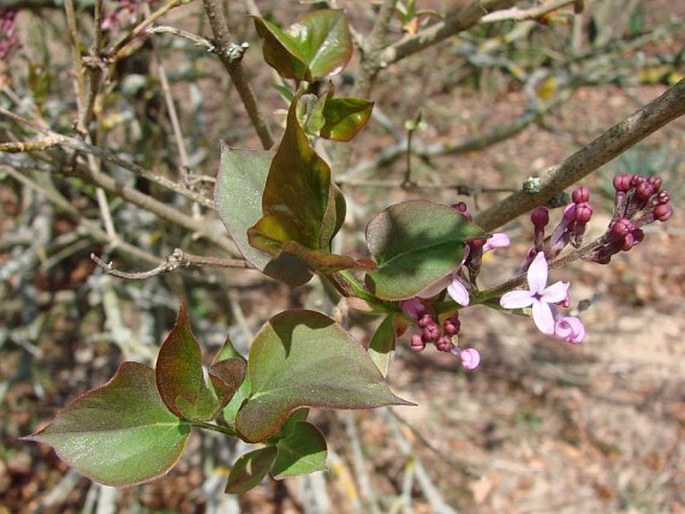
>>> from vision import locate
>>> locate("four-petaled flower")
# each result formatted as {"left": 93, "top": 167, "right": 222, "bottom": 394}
{"left": 499, "top": 252, "right": 569, "bottom": 335}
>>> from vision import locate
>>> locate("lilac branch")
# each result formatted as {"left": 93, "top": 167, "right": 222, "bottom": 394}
{"left": 474, "top": 78, "right": 685, "bottom": 232}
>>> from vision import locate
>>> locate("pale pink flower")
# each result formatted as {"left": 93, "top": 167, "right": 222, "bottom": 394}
{"left": 554, "top": 315, "right": 585, "bottom": 344}
{"left": 499, "top": 252, "right": 569, "bottom": 334}
{"left": 451, "top": 346, "right": 480, "bottom": 370}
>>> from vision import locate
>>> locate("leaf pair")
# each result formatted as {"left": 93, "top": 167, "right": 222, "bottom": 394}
{"left": 254, "top": 10, "right": 352, "bottom": 82}
{"left": 24, "top": 304, "right": 245, "bottom": 487}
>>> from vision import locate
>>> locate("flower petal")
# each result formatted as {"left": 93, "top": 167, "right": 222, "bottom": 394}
{"left": 527, "top": 252, "right": 548, "bottom": 293}
{"left": 541, "top": 280, "right": 569, "bottom": 304}
{"left": 483, "top": 232, "right": 510, "bottom": 252}
{"left": 447, "top": 276, "right": 470, "bottom": 306}
{"left": 500, "top": 290, "right": 534, "bottom": 309}
{"left": 531, "top": 299, "right": 555, "bottom": 334}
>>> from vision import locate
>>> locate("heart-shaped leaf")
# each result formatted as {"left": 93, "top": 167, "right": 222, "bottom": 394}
{"left": 235, "top": 310, "right": 412, "bottom": 443}
{"left": 156, "top": 302, "right": 220, "bottom": 421}
{"left": 272, "top": 421, "right": 327, "bottom": 479}
{"left": 254, "top": 10, "right": 352, "bottom": 81}
{"left": 365, "top": 201, "right": 488, "bottom": 300}
{"left": 215, "top": 145, "right": 273, "bottom": 272}
{"left": 24, "top": 362, "right": 190, "bottom": 487}
{"left": 225, "top": 446, "right": 278, "bottom": 494}
{"left": 320, "top": 97, "right": 374, "bottom": 142}
{"left": 215, "top": 145, "right": 313, "bottom": 286}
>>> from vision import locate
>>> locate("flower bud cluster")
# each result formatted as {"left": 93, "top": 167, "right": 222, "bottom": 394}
{"left": 587, "top": 173, "right": 672, "bottom": 264}
{"left": 0, "top": 9, "right": 20, "bottom": 61}
{"left": 400, "top": 299, "right": 480, "bottom": 370}
{"left": 537, "top": 185, "right": 594, "bottom": 258}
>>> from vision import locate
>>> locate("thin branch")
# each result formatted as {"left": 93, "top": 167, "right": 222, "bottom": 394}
{"left": 481, "top": 0, "right": 578, "bottom": 23}
{"left": 90, "top": 248, "right": 251, "bottom": 280}
{"left": 0, "top": 107, "right": 215, "bottom": 209}
{"left": 201, "top": 0, "right": 275, "bottom": 149}
{"left": 380, "top": 0, "right": 517, "bottom": 66}
{"left": 148, "top": 25, "right": 216, "bottom": 52}
{"left": 106, "top": 0, "right": 185, "bottom": 61}
{"left": 474, "top": 78, "right": 685, "bottom": 232}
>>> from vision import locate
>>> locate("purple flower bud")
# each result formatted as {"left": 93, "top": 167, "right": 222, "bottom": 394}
{"left": 451, "top": 202, "right": 472, "bottom": 220}
{"left": 648, "top": 176, "right": 662, "bottom": 189}
{"left": 422, "top": 323, "right": 441, "bottom": 342}
{"left": 610, "top": 219, "right": 633, "bottom": 238}
{"left": 656, "top": 191, "right": 670, "bottom": 205}
{"left": 400, "top": 298, "right": 425, "bottom": 320}
{"left": 574, "top": 202, "right": 593, "bottom": 223}
{"left": 613, "top": 173, "right": 632, "bottom": 192}
{"left": 572, "top": 185, "right": 589, "bottom": 204}
{"left": 531, "top": 207, "right": 550, "bottom": 228}
{"left": 635, "top": 181, "right": 655, "bottom": 200}
{"left": 410, "top": 334, "right": 426, "bottom": 352}
{"left": 436, "top": 335, "right": 454, "bottom": 352}
{"left": 653, "top": 203, "right": 673, "bottom": 222}
{"left": 631, "top": 174, "right": 646, "bottom": 187}
{"left": 417, "top": 313, "right": 433, "bottom": 329}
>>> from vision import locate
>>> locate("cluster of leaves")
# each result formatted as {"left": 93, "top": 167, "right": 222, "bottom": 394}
{"left": 26, "top": 9, "right": 484, "bottom": 493}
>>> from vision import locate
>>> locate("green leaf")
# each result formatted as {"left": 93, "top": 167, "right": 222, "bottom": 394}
{"left": 320, "top": 97, "right": 374, "bottom": 142}
{"left": 253, "top": 17, "right": 308, "bottom": 81}
{"left": 293, "top": 10, "right": 353, "bottom": 80}
{"left": 235, "top": 310, "right": 412, "bottom": 443}
{"left": 272, "top": 421, "right": 327, "bottom": 479}
{"left": 24, "top": 363, "right": 190, "bottom": 487}
{"left": 215, "top": 145, "right": 273, "bottom": 272}
{"left": 254, "top": 10, "right": 352, "bottom": 81}
{"left": 215, "top": 145, "right": 312, "bottom": 286}
{"left": 368, "top": 314, "right": 398, "bottom": 377}
{"left": 156, "top": 302, "right": 219, "bottom": 421}
{"left": 251, "top": 98, "right": 333, "bottom": 251}
{"left": 225, "top": 446, "right": 278, "bottom": 494}
{"left": 365, "top": 201, "right": 488, "bottom": 300}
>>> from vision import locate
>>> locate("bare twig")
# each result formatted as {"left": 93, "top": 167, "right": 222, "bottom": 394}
{"left": 201, "top": 0, "right": 275, "bottom": 149}
{"left": 106, "top": 0, "right": 185, "bottom": 61}
{"left": 90, "top": 248, "right": 251, "bottom": 280}
{"left": 380, "top": 0, "right": 517, "bottom": 66}
{"left": 148, "top": 25, "right": 216, "bottom": 52}
{"left": 481, "top": 0, "right": 578, "bottom": 23}
{"left": 474, "top": 78, "right": 685, "bottom": 232}
{"left": 0, "top": 107, "right": 215, "bottom": 209}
